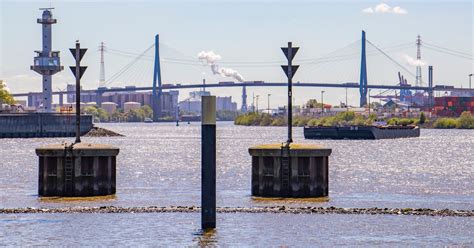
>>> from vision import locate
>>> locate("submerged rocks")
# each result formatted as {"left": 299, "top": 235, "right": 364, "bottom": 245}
{"left": 0, "top": 206, "right": 472, "bottom": 217}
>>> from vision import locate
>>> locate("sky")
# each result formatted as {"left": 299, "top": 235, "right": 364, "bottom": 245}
{"left": 1, "top": 0, "right": 472, "bottom": 108}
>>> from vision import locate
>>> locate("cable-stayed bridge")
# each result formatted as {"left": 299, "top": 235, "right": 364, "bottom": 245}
{"left": 13, "top": 30, "right": 473, "bottom": 121}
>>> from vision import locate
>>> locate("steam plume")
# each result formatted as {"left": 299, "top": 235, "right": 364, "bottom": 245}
{"left": 198, "top": 51, "right": 245, "bottom": 82}
{"left": 403, "top": 54, "right": 426, "bottom": 66}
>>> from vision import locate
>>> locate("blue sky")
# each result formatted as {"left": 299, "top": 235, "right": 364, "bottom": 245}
{"left": 1, "top": 0, "right": 472, "bottom": 107}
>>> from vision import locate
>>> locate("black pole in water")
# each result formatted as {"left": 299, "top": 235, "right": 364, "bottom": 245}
{"left": 69, "top": 41, "right": 87, "bottom": 144}
{"left": 201, "top": 96, "right": 216, "bottom": 230}
{"left": 281, "top": 42, "right": 299, "bottom": 145}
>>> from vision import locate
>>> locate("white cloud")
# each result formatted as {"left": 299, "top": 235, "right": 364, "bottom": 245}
{"left": 392, "top": 6, "right": 408, "bottom": 14}
{"left": 403, "top": 54, "right": 426, "bottom": 67}
{"left": 374, "top": 3, "right": 391, "bottom": 13}
{"left": 362, "top": 7, "right": 374, "bottom": 13}
{"left": 362, "top": 3, "right": 408, "bottom": 15}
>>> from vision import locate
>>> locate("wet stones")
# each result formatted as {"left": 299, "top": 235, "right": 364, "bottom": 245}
{"left": 0, "top": 206, "right": 471, "bottom": 217}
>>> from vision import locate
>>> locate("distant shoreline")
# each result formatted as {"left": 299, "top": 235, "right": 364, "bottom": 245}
{"left": 234, "top": 112, "right": 474, "bottom": 129}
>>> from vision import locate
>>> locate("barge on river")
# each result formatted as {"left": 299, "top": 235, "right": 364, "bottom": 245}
{"left": 304, "top": 125, "right": 420, "bottom": 140}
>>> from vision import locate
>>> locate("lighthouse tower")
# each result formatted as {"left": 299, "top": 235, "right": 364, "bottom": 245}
{"left": 31, "top": 8, "right": 63, "bottom": 112}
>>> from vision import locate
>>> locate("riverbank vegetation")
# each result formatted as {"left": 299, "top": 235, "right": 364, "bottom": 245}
{"left": 83, "top": 105, "right": 153, "bottom": 122}
{"left": 433, "top": 111, "right": 474, "bottom": 129}
{"left": 0, "top": 81, "right": 14, "bottom": 105}
{"left": 234, "top": 111, "right": 379, "bottom": 127}
{"left": 234, "top": 111, "right": 474, "bottom": 129}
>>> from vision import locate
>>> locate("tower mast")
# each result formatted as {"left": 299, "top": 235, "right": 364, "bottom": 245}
{"left": 99, "top": 42, "right": 106, "bottom": 87}
{"left": 415, "top": 35, "right": 422, "bottom": 87}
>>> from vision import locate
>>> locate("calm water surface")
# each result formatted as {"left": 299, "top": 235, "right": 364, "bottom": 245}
{"left": 0, "top": 122, "right": 473, "bottom": 245}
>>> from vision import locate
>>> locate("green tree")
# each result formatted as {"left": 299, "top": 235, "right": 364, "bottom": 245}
{"left": 306, "top": 99, "right": 323, "bottom": 108}
{"left": 0, "top": 81, "right": 14, "bottom": 105}
{"left": 82, "top": 106, "right": 110, "bottom": 122}
{"left": 127, "top": 108, "right": 146, "bottom": 122}
{"left": 111, "top": 108, "right": 126, "bottom": 122}
{"left": 83, "top": 106, "right": 99, "bottom": 122}
{"left": 141, "top": 105, "right": 153, "bottom": 119}
{"left": 97, "top": 108, "right": 110, "bottom": 122}
{"left": 419, "top": 112, "right": 426, "bottom": 125}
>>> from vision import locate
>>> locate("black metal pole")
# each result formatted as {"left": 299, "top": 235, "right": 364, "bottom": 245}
{"left": 321, "top": 91, "right": 325, "bottom": 117}
{"left": 469, "top": 74, "right": 472, "bottom": 89}
{"left": 287, "top": 42, "right": 293, "bottom": 144}
{"left": 267, "top": 93, "right": 271, "bottom": 114}
{"left": 75, "top": 41, "right": 81, "bottom": 143}
{"left": 201, "top": 96, "right": 216, "bottom": 230}
{"left": 368, "top": 89, "right": 371, "bottom": 116}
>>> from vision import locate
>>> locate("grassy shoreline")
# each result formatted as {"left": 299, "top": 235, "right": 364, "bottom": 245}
{"left": 234, "top": 111, "right": 474, "bottom": 129}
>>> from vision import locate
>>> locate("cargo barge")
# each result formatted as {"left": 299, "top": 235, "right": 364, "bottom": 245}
{"left": 0, "top": 113, "right": 93, "bottom": 138}
{"left": 304, "top": 125, "right": 420, "bottom": 140}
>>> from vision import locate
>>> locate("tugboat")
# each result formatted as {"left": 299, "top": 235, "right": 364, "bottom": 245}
{"left": 304, "top": 125, "right": 420, "bottom": 140}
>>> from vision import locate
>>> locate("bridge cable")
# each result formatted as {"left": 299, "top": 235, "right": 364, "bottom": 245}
{"left": 103, "top": 43, "right": 154, "bottom": 87}
{"left": 423, "top": 41, "right": 472, "bottom": 57}
{"left": 366, "top": 39, "right": 417, "bottom": 79}
{"left": 423, "top": 45, "right": 473, "bottom": 60}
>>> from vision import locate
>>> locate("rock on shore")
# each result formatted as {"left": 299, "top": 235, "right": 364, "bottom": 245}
{"left": 84, "top": 126, "right": 124, "bottom": 137}
{"left": 0, "top": 206, "right": 472, "bottom": 217}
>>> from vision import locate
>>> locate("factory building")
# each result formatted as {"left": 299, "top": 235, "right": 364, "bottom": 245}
{"left": 64, "top": 84, "right": 179, "bottom": 117}
{"left": 179, "top": 91, "right": 237, "bottom": 113}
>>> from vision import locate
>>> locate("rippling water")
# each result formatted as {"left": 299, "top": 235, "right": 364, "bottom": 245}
{"left": 0, "top": 122, "right": 473, "bottom": 245}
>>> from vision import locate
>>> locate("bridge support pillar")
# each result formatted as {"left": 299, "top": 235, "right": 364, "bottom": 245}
{"left": 152, "top": 34, "right": 163, "bottom": 121}
{"left": 428, "top": 66, "right": 434, "bottom": 108}
{"left": 359, "top": 30, "right": 368, "bottom": 107}
{"left": 96, "top": 87, "right": 106, "bottom": 107}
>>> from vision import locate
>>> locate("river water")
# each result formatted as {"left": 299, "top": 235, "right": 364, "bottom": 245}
{"left": 0, "top": 122, "right": 473, "bottom": 246}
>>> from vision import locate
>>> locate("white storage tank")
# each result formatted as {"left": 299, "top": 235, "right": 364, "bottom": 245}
{"left": 101, "top": 102, "right": 117, "bottom": 114}
{"left": 124, "top": 102, "right": 141, "bottom": 113}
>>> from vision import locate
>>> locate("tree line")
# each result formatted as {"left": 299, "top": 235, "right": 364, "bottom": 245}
{"left": 83, "top": 105, "right": 153, "bottom": 122}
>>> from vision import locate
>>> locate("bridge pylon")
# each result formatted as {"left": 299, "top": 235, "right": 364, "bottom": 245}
{"left": 152, "top": 34, "right": 163, "bottom": 121}
{"left": 359, "top": 30, "right": 368, "bottom": 107}
{"left": 241, "top": 86, "right": 248, "bottom": 112}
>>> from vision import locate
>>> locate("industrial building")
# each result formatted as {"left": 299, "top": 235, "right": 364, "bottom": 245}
{"left": 179, "top": 91, "right": 237, "bottom": 113}
{"left": 64, "top": 84, "right": 179, "bottom": 117}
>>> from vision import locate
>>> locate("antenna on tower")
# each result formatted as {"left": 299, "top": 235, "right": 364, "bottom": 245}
{"left": 415, "top": 35, "right": 423, "bottom": 87}
{"left": 99, "top": 41, "right": 106, "bottom": 87}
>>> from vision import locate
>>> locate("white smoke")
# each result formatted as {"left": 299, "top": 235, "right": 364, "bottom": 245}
{"left": 198, "top": 50, "right": 245, "bottom": 82}
{"left": 403, "top": 54, "right": 426, "bottom": 66}
{"left": 198, "top": 51, "right": 221, "bottom": 64}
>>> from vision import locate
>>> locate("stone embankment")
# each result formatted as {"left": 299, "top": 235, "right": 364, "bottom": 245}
{"left": 1, "top": 206, "right": 472, "bottom": 217}
{"left": 84, "top": 126, "right": 124, "bottom": 137}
